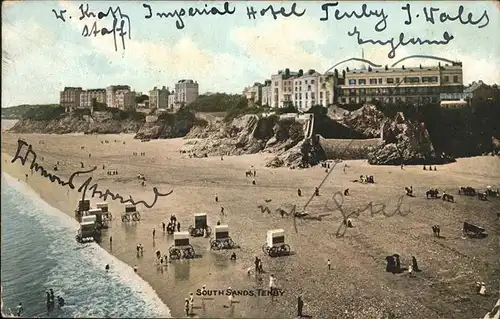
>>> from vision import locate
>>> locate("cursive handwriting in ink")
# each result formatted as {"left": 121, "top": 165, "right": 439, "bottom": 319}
{"left": 421, "top": 5, "right": 489, "bottom": 28}
{"left": 324, "top": 191, "right": 411, "bottom": 238}
{"left": 320, "top": 2, "right": 388, "bottom": 32}
{"left": 52, "top": 9, "right": 67, "bottom": 22}
{"left": 79, "top": 4, "right": 131, "bottom": 52}
{"left": 10, "top": 139, "right": 172, "bottom": 209}
{"left": 259, "top": 3, "right": 306, "bottom": 20}
{"left": 348, "top": 26, "right": 454, "bottom": 59}
{"left": 401, "top": 3, "right": 412, "bottom": 25}
{"left": 143, "top": 2, "right": 235, "bottom": 30}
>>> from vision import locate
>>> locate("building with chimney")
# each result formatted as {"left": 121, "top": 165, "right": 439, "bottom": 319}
{"left": 174, "top": 79, "right": 199, "bottom": 108}
{"left": 242, "top": 82, "right": 263, "bottom": 105}
{"left": 336, "top": 62, "right": 464, "bottom": 105}
{"left": 270, "top": 69, "right": 298, "bottom": 108}
{"left": 106, "top": 85, "right": 136, "bottom": 110}
{"left": 149, "top": 86, "right": 170, "bottom": 109}
{"left": 60, "top": 87, "right": 82, "bottom": 112}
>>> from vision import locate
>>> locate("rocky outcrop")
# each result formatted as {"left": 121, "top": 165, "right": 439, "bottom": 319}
{"left": 9, "top": 112, "right": 142, "bottom": 134}
{"left": 185, "top": 114, "right": 324, "bottom": 167}
{"left": 367, "top": 112, "right": 440, "bottom": 165}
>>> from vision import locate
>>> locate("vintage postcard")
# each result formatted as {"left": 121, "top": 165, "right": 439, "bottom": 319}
{"left": 1, "top": 1, "right": 499, "bottom": 318}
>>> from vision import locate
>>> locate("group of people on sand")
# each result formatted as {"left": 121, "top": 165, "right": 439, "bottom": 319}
{"left": 162, "top": 215, "right": 180, "bottom": 233}
{"left": 133, "top": 152, "right": 146, "bottom": 156}
{"left": 136, "top": 243, "right": 145, "bottom": 257}
{"left": 45, "top": 289, "right": 64, "bottom": 312}
{"left": 423, "top": 165, "right": 437, "bottom": 171}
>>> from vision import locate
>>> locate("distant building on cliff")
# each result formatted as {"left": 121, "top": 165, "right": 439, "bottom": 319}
{"left": 243, "top": 82, "right": 263, "bottom": 105}
{"left": 80, "top": 89, "right": 106, "bottom": 108}
{"left": 336, "top": 62, "right": 464, "bottom": 105}
{"left": 174, "top": 79, "right": 199, "bottom": 109}
{"left": 106, "top": 85, "right": 136, "bottom": 110}
{"left": 60, "top": 87, "right": 82, "bottom": 112}
{"left": 149, "top": 86, "right": 170, "bottom": 109}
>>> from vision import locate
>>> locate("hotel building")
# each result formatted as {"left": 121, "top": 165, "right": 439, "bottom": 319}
{"left": 336, "top": 62, "right": 464, "bottom": 105}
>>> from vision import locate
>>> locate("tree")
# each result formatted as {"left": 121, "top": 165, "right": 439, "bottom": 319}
{"left": 136, "top": 94, "right": 149, "bottom": 103}
{"left": 285, "top": 68, "right": 290, "bottom": 77}
{"left": 346, "top": 67, "right": 350, "bottom": 72}
{"left": 298, "top": 69, "right": 304, "bottom": 76}
{"left": 368, "top": 66, "right": 372, "bottom": 72}
{"left": 342, "top": 70, "right": 346, "bottom": 79}
{"left": 334, "top": 68, "right": 339, "bottom": 79}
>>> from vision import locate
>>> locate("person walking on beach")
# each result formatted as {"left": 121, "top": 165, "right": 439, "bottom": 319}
{"left": 215, "top": 194, "right": 219, "bottom": 203}
{"left": 177, "top": 222, "right": 181, "bottom": 232}
{"left": 297, "top": 295, "right": 304, "bottom": 317}
{"left": 110, "top": 236, "right": 112, "bottom": 245}
{"left": 269, "top": 274, "right": 276, "bottom": 293}
{"left": 162, "top": 222, "right": 166, "bottom": 232}
{"left": 327, "top": 259, "right": 331, "bottom": 270}
{"left": 152, "top": 228, "right": 156, "bottom": 239}
{"left": 184, "top": 298, "right": 190, "bottom": 316}
{"left": 189, "top": 292, "right": 194, "bottom": 314}
{"left": 220, "top": 206, "right": 225, "bottom": 216}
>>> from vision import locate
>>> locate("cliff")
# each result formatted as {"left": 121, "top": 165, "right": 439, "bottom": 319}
{"left": 9, "top": 111, "right": 142, "bottom": 134}
{"left": 185, "top": 114, "right": 325, "bottom": 168}
{"left": 320, "top": 105, "right": 448, "bottom": 165}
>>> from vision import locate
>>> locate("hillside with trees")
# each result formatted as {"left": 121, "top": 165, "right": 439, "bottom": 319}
{"left": 1, "top": 104, "right": 61, "bottom": 119}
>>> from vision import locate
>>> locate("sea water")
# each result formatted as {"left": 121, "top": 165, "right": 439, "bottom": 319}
{"left": 1, "top": 173, "right": 171, "bottom": 318}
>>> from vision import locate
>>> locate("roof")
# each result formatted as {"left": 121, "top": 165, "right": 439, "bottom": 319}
{"left": 464, "top": 81, "right": 488, "bottom": 93}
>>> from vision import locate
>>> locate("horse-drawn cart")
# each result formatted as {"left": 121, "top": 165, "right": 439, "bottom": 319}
{"left": 121, "top": 204, "right": 141, "bottom": 222}
{"left": 262, "top": 229, "right": 291, "bottom": 257}
{"left": 210, "top": 225, "right": 235, "bottom": 250}
{"left": 169, "top": 232, "right": 196, "bottom": 260}
{"left": 75, "top": 221, "right": 101, "bottom": 243}
{"left": 188, "top": 213, "right": 212, "bottom": 237}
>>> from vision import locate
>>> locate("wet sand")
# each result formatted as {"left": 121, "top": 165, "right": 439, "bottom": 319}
{"left": 1, "top": 133, "right": 499, "bottom": 319}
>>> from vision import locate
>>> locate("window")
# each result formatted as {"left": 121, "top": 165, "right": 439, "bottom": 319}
{"left": 305, "top": 93, "right": 308, "bottom": 99}
{"left": 396, "top": 77, "right": 400, "bottom": 83}
{"left": 311, "top": 80, "right": 315, "bottom": 84}
{"left": 299, "top": 101, "right": 302, "bottom": 108}
{"left": 300, "top": 87, "right": 302, "bottom": 92}
{"left": 305, "top": 80, "right": 308, "bottom": 84}
{"left": 308, "top": 85, "right": 311, "bottom": 91}
{"left": 369, "top": 79, "right": 377, "bottom": 84}
{"left": 453, "top": 76, "right": 458, "bottom": 83}
{"left": 444, "top": 76, "right": 449, "bottom": 83}
{"left": 275, "top": 82, "right": 278, "bottom": 86}
{"left": 358, "top": 79, "right": 366, "bottom": 85}
{"left": 378, "top": 78, "right": 383, "bottom": 84}
{"left": 387, "top": 78, "right": 394, "bottom": 84}
{"left": 311, "top": 92, "right": 315, "bottom": 99}
{"left": 320, "top": 92, "right": 323, "bottom": 98}
{"left": 295, "top": 93, "right": 298, "bottom": 100}
{"left": 348, "top": 79, "right": 356, "bottom": 85}
{"left": 299, "top": 93, "right": 302, "bottom": 100}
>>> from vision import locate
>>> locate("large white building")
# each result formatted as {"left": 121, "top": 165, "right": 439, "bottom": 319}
{"left": 80, "top": 88, "right": 106, "bottom": 108}
{"left": 174, "top": 79, "right": 199, "bottom": 108}
{"left": 106, "top": 85, "right": 136, "bottom": 110}
{"left": 336, "top": 62, "right": 464, "bottom": 105}
{"left": 246, "top": 69, "right": 335, "bottom": 111}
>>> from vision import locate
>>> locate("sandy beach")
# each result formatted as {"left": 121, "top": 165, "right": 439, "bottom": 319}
{"left": 1, "top": 132, "right": 499, "bottom": 318}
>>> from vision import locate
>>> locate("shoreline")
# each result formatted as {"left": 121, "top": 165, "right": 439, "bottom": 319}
{"left": 1, "top": 133, "right": 499, "bottom": 319}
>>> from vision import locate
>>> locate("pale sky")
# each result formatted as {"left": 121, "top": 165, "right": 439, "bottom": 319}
{"left": 2, "top": 0, "right": 499, "bottom": 107}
